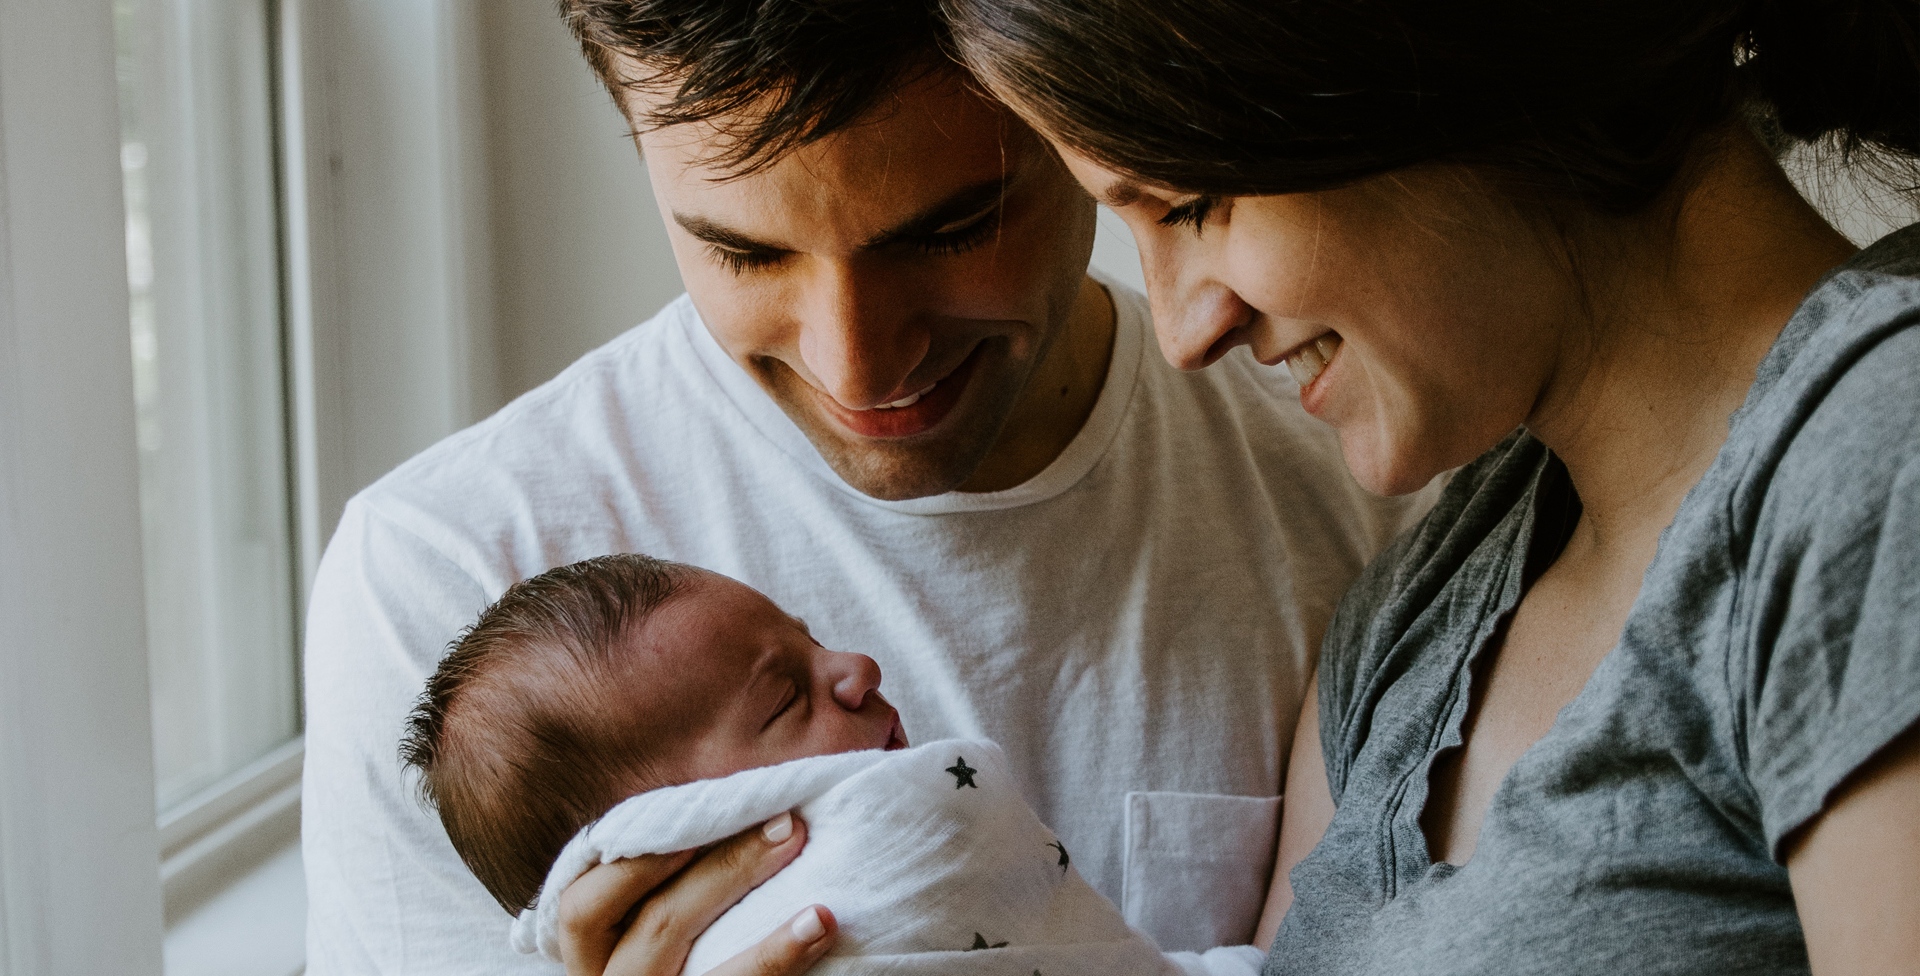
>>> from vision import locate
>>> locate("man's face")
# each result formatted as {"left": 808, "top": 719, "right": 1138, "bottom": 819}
{"left": 630, "top": 70, "right": 1100, "bottom": 500}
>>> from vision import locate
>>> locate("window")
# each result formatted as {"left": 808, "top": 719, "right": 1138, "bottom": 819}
{"left": 114, "top": 0, "right": 302, "bottom": 818}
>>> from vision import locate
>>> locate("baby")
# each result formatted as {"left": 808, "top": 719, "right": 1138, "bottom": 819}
{"left": 402, "top": 554, "right": 1261, "bottom": 976}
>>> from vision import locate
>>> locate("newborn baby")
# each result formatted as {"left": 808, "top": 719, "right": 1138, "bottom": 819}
{"left": 401, "top": 554, "right": 1262, "bottom": 976}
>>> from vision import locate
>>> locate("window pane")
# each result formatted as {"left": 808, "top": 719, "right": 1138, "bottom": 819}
{"left": 116, "top": 0, "right": 300, "bottom": 814}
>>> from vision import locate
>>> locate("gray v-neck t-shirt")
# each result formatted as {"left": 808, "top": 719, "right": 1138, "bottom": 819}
{"left": 1271, "top": 225, "right": 1920, "bottom": 976}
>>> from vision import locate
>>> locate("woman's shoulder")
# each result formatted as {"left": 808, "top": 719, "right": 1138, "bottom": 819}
{"left": 1736, "top": 224, "right": 1920, "bottom": 532}
{"left": 1718, "top": 224, "right": 1920, "bottom": 856}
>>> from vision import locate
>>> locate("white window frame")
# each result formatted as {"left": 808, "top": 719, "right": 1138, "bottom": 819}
{"left": 156, "top": 0, "right": 505, "bottom": 951}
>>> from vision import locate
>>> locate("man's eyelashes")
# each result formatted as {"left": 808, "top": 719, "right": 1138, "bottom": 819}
{"left": 705, "top": 208, "right": 1002, "bottom": 275}
{"left": 712, "top": 246, "right": 783, "bottom": 275}
{"left": 908, "top": 207, "right": 1001, "bottom": 256}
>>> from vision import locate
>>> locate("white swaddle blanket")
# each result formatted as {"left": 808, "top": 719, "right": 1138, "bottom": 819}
{"left": 511, "top": 739, "right": 1263, "bottom": 976}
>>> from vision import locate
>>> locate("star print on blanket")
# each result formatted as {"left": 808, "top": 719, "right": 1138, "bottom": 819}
{"left": 946, "top": 756, "right": 980, "bottom": 788}
{"left": 509, "top": 739, "right": 1201, "bottom": 976}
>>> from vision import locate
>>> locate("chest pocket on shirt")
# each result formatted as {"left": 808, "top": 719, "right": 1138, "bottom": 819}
{"left": 1121, "top": 791, "right": 1282, "bottom": 953}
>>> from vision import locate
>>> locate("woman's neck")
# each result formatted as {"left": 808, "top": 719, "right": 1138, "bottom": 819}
{"left": 1525, "top": 129, "right": 1860, "bottom": 558}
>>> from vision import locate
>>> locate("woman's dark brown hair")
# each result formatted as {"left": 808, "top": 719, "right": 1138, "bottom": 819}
{"left": 942, "top": 0, "right": 1920, "bottom": 212}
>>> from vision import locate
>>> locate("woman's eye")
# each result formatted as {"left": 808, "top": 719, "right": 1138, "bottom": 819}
{"left": 709, "top": 245, "right": 785, "bottom": 275}
{"left": 1156, "top": 195, "right": 1219, "bottom": 236}
{"left": 910, "top": 207, "right": 1001, "bottom": 257}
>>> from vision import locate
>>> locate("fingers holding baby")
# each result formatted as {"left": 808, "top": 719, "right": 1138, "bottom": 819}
{"left": 555, "top": 817, "right": 836, "bottom": 976}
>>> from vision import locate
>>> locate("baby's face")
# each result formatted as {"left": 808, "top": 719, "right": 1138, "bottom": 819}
{"left": 622, "top": 572, "right": 909, "bottom": 782}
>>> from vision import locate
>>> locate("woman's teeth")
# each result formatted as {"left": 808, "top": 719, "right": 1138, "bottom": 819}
{"left": 1285, "top": 335, "right": 1342, "bottom": 388}
{"left": 868, "top": 381, "right": 938, "bottom": 410}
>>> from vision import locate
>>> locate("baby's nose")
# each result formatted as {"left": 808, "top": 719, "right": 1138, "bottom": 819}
{"left": 830, "top": 651, "right": 884, "bottom": 711}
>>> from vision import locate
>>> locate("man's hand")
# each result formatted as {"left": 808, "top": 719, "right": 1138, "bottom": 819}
{"left": 558, "top": 812, "right": 837, "bottom": 976}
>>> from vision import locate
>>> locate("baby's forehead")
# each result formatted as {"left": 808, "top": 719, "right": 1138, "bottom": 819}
{"left": 616, "top": 573, "right": 804, "bottom": 681}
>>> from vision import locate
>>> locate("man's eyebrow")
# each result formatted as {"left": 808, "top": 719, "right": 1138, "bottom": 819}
{"left": 1099, "top": 179, "right": 1144, "bottom": 209}
{"left": 671, "top": 177, "right": 1009, "bottom": 254}
{"left": 862, "top": 178, "right": 1008, "bottom": 249}
{"left": 673, "top": 212, "right": 786, "bottom": 253}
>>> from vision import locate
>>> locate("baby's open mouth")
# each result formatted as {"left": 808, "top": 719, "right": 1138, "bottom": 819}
{"left": 885, "top": 714, "right": 909, "bottom": 751}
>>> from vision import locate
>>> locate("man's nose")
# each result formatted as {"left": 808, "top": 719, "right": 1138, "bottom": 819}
{"left": 794, "top": 263, "right": 930, "bottom": 408}
{"left": 829, "top": 651, "right": 884, "bottom": 711}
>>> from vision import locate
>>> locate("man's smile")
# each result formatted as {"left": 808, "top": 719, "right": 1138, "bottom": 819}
{"left": 811, "top": 347, "right": 983, "bottom": 439}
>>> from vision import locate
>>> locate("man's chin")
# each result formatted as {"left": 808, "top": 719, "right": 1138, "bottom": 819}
{"left": 756, "top": 351, "right": 1029, "bottom": 501}
{"left": 780, "top": 396, "right": 1016, "bottom": 500}
{"left": 806, "top": 436, "right": 998, "bottom": 500}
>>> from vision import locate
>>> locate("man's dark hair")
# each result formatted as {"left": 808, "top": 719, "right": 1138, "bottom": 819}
{"left": 943, "top": 0, "right": 1920, "bottom": 213}
{"left": 400, "top": 553, "right": 697, "bottom": 913}
{"left": 556, "top": 0, "right": 952, "bottom": 176}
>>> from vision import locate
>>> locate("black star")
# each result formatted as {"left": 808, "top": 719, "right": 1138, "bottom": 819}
{"left": 946, "top": 757, "right": 979, "bottom": 789}
{"left": 1046, "top": 840, "right": 1069, "bottom": 874}
{"left": 967, "top": 933, "right": 1008, "bottom": 950}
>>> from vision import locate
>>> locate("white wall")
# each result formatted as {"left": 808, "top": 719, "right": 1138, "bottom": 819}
{"left": 478, "top": 0, "right": 686, "bottom": 403}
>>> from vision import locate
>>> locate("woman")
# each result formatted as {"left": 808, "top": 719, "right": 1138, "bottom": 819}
{"left": 933, "top": 0, "right": 1920, "bottom": 973}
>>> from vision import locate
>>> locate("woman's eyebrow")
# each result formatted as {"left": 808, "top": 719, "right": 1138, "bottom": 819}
{"left": 1099, "top": 179, "right": 1144, "bottom": 209}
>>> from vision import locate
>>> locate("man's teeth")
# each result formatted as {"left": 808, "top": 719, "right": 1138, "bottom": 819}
{"left": 1285, "top": 335, "right": 1342, "bottom": 388}
{"left": 869, "top": 381, "right": 938, "bottom": 410}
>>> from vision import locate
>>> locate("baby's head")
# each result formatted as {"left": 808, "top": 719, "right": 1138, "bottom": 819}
{"left": 401, "top": 554, "right": 908, "bottom": 913}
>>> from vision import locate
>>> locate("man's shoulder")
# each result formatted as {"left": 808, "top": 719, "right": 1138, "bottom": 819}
{"left": 365, "top": 297, "right": 701, "bottom": 498}
{"left": 343, "top": 295, "right": 725, "bottom": 568}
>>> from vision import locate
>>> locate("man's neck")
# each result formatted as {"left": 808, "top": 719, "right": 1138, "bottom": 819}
{"left": 958, "top": 275, "right": 1116, "bottom": 492}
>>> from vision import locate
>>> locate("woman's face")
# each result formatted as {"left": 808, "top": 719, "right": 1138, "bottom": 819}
{"left": 1057, "top": 148, "right": 1578, "bottom": 495}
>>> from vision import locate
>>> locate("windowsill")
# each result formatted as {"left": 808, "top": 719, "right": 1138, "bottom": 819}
{"left": 160, "top": 738, "right": 307, "bottom": 975}
{"left": 164, "top": 837, "right": 306, "bottom": 976}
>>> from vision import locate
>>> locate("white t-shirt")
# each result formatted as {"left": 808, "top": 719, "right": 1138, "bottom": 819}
{"left": 301, "top": 278, "right": 1430, "bottom": 974}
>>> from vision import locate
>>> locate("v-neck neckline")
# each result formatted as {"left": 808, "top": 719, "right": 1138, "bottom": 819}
{"left": 1393, "top": 451, "right": 1586, "bottom": 886}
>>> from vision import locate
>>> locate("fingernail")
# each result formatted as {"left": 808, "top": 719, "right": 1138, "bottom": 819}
{"left": 791, "top": 906, "right": 826, "bottom": 943}
{"left": 763, "top": 811, "right": 793, "bottom": 843}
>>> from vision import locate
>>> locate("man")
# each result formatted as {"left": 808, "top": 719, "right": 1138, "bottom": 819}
{"left": 300, "top": 1, "right": 1428, "bottom": 972}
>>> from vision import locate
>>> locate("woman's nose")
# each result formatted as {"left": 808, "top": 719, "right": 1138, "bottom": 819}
{"left": 1136, "top": 231, "right": 1258, "bottom": 371}
{"left": 828, "top": 651, "right": 884, "bottom": 711}
{"left": 1153, "top": 281, "right": 1258, "bottom": 371}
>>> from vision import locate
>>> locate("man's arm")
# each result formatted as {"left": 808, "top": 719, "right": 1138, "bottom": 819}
{"left": 1787, "top": 720, "right": 1920, "bottom": 976}
{"left": 1252, "top": 670, "right": 1335, "bottom": 949}
{"left": 301, "top": 499, "right": 543, "bottom": 975}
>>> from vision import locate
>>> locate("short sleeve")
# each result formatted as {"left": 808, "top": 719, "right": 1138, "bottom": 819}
{"left": 1744, "top": 325, "right": 1920, "bottom": 860}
